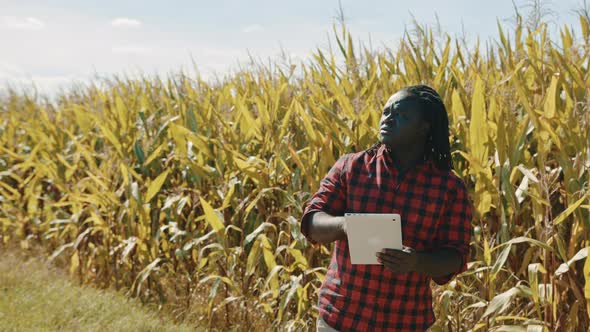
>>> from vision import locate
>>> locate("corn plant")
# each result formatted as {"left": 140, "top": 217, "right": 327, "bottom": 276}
{"left": 1, "top": 14, "right": 589, "bottom": 331}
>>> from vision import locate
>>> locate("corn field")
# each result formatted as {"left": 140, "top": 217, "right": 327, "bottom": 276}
{"left": 1, "top": 14, "right": 589, "bottom": 331}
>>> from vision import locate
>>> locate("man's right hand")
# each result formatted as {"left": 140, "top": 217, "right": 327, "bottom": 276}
{"left": 339, "top": 218, "right": 347, "bottom": 238}
{"left": 305, "top": 212, "right": 348, "bottom": 244}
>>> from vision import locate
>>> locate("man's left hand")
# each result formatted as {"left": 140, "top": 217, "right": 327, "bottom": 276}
{"left": 376, "top": 246, "right": 420, "bottom": 273}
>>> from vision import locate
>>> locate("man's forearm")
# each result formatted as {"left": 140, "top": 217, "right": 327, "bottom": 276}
{"left": 304, "top": 211, "right": 347, "bottom": 244}
{"left": 415, "top": 248, "right": 462, "bottom": 278}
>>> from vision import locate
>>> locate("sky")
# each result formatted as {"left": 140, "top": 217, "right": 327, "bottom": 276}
{"left": 0, "top": 0, "right": 584, "bottom": 97}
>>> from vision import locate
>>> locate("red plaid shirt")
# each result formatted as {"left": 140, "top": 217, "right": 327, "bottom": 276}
{"left": 301, "top": 144, "right": 472, "bottom": 331}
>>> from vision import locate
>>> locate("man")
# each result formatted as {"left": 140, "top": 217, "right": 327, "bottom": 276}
{"left": 300, "top": 85, "right": 473, "bottom": 331}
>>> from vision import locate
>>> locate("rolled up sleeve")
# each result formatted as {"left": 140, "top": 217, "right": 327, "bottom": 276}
{"left": 432, "top": 178, "right": 473, "bottom": 285}
{"left": 300, "top": 155, "right": 348, "bottom": 244}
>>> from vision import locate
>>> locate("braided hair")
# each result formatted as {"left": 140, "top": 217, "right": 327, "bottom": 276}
{"left": 368, "top": 84, "right": 453, "bottom": 171}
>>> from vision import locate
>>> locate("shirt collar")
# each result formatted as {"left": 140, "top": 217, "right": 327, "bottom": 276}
{"left": 377, "top": 143, "right": 434, "bottom": 172}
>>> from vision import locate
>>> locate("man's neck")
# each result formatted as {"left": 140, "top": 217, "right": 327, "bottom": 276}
{"left": 387, "top": 145, "right": 426, "bottom": 174}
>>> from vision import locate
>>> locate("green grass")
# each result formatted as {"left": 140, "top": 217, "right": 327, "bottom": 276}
{"left": 0, "top": 249, "right": 200, "bottom": 332}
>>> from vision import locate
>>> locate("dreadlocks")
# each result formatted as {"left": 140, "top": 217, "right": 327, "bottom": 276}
{"left": 368, "top": 84, "right": 453, "bottom": 171}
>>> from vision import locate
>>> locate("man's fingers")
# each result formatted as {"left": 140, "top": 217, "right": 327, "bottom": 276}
{"left": 379, "top": 249, "right": 408, "bottom": 258}
{"left": 376, "top": 253, "right": 402, "bottom": 265}
{"left": 380, "top": 247, "right": 414, "bottom": 254}
{"left": 381, "top": 262, "right": 409, "bottom": 273}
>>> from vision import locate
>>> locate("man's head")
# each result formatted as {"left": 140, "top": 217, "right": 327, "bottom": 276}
{"left": 378, "top": 85, "right": 452, "bottom": 170}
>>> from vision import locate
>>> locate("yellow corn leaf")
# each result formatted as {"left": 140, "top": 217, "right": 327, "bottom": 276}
{"left": 76, "top": 194, "right": 104, "bottom": 207}
{"left": 537, "top": 121, "right": 562, "bottom": 151}
{"left": 56, "top": 154, "right": 75, "bottom": 171}
{"left": 246, "top": 238, "right": 261, "bottom": 275}
{"left": 434, "top": 36, "right": 451, "bottom": 87}
{"left": 475, "top": 177, "right": 493, "bottom": 216}
{"left": 511, "top": 73, "right": 535, "bottom": 120}
{"left": 484, "top": 237, "right": 491, "bottom": 266}
{"left": 288, "top": 146, "right": 316, "bottom": 189}
{"left": 71, "top": 139, "right": 97, "bottom": 170}
{"left": 0, "top": 145, "right": 24, "bottom": 161}
{"left": 469, "top": 77, "right": 488, "bottom": 164}
{"left": 553, "top": 193, "right": 589, "bottom": 225}
{"left": 169, "top": 123, "right": 211, "bottom": 159}
{"left": 115, "top": 96, "right": 128, "bottom": 133}
{"left": 119, "top": 163, "right": 130, "bottom": 188}
{"left": 143, "top": 143, "right": 166, "bottom": 166}
{"left": 288, "top": 248, "right": 308, "bottom": 269}
{"left": 295, "top": 101, "right": 318, "bottom": 144}
{"left": 585, "top": 254, "right": 590, "bottom": 317}
{"left": 237, "top": 97, "right": 260, "bottom": 140}
{"left": 199, "top": 197, "right": 225, "bottom": 233}
{"left": 89, "top": 210, "right": 106, "bottom": 227}
{"left": 169, "top": 123, "right": 188, "bottom": 158}
{"left": 187, "top": 133, "right": 212, "bottom": 158}
{"left": 254, "top": 96, "right": 271, "bottom": 124}
{"left": 99, "top": 124, "right": 123, "bottom": 156}
{"left": 73, "top": 105, "right": 94, "bottom": 134}
{"left": 26, "top": 186, "right": 39, "bottom": 214}
{"left": 221, "top": 182, "right": 236, "bottom": 210}
{"left": 233, "top": 156, "right": 261, "bottom": 184}
{"left": 14, "top": 144, "right": 42, "bottom": 174}
{"left": 0, "top": 180, "right": 21, "bottom": 199}
{"left": 457, "top": 150, "right": 486, "bottom": 175}
{"left": 85, "top": 171, "right": 109, "bottom": 192}
{"left": 70, "top": 251, "right": 79, "bottom": 276}
{"left": 551, "top": 49, "right": 585, "bottom": 88}
{"left": 496, "top": 107, "right": 508, "bottom": 167}
{"left": 260, "top": 235, "right": 279, "bottom": 294}
{"left": 482, "top": 286, "right": 529, "bottom": 319}
{"left": 581, "top": 15, "right": 590, "bottom": 41}
{"left": 278, "top": 100, "right": 295, "bottom": 140}
{"left": 561, "top": 27, "right": 574, "bottom": 51}
{"left": 145, "top": 169, "right": 170, "bottom": 202}
{"left": 528, "top": 263, "right": 545, "bottom": 306}
{"left": 543, "top": 75, "right": 559, "bottom": 119}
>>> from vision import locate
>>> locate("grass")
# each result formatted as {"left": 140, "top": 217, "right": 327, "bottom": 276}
{"left": 0, "top": 248, "right": 200, "bottom": 332}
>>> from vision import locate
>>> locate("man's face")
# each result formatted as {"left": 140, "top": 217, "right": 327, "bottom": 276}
{"left": 379, "top": 90, "right": 430, "bottom": 148}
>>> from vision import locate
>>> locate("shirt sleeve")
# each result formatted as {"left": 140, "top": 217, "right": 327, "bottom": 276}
{"left": 431, "top": 178, "right": 473, "bottom": 285}
{"left": 300, "top": 155, "right": 348, "bottom": 244}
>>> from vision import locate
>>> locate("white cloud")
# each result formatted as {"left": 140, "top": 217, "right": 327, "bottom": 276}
{"left": 1, "top": 16, "right": 45, "bottom": 30}
{"left": 0, "top": 9, "right": 350, "bottom": 98}
{"left": 0, "top": 62, "right": 25, "bottom": 79}
{"left": 112, "top": 45, "right": 151, "bottom": 54}
{"left": 242, "top": 24, "right": 264, "bottom": 33}
{"left": 0, "top": 62, "right": 85, "bottom": 99}
{"left": 110, "top": 17, "right": 142, "bottom": 28}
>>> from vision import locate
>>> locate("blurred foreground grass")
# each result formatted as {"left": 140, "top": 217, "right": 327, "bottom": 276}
{"left": 0, "top": 247, "right": 198, "bottom": 332}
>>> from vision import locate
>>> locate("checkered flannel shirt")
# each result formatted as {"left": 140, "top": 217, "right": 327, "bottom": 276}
{"left": 301, "top": 144, "right": 473, "bottom": 331}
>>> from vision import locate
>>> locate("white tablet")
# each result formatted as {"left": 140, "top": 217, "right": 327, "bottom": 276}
{"left": 344, "top": 213, "right": 403, "bottom": 265}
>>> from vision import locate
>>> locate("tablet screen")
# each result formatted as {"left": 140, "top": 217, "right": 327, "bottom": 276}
{"left": 344, "top": 213, "right": 402, "bottom": 265}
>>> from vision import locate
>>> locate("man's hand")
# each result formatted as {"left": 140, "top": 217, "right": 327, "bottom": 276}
{"left": 340, "top": 219, "right": 347, "bottom": 237}
{"left": 376, "top": 246, "right": 463, "bottom": 279}
{"left": 376, "top": 246, "right": 419, "bottom": 274}
{"left": 305, "top": 212, "right": 348, "bottom": 244}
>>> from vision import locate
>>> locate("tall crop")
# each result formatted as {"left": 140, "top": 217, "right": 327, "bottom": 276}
{"left": 1, "top": 16, "right": 589, "bottom": 331}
